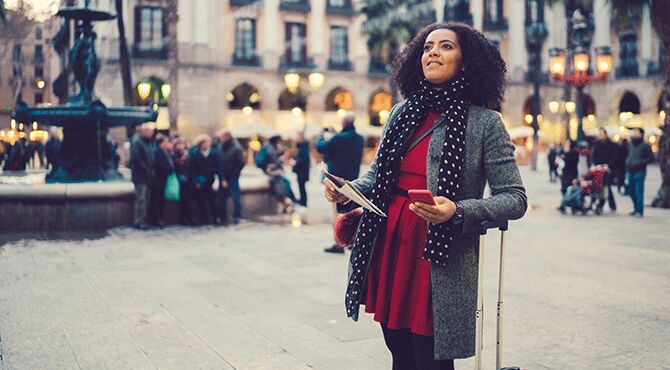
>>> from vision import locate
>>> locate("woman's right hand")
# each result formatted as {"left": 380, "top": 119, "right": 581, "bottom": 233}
{"left": 323, "top": 178, "right": 349, "bottom": 204}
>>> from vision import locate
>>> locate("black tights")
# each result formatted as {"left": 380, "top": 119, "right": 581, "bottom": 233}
{"left": 381, "top": 324, "right": 455, "bottom": 370}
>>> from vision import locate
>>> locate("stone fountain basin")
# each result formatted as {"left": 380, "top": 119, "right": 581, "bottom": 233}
{"left": 0, "top": 167, "right": 274, "bottom": 232}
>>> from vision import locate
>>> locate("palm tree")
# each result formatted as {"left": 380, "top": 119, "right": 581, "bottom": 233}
{"left": 359, "top": 0, "right": 433, "bottom": 103}
{"left": 165, "top": 0, "right": 179, "bottom": 130}
{"left": 547, "top": 0, "right": 670, "bottom": 207}
{"left": 115, "top": 0, "right": 133, "bottom": 106}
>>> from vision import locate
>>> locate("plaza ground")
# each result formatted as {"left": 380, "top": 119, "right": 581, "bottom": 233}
{"left": 0, "top": 163, "right": 669, "bottom": 369}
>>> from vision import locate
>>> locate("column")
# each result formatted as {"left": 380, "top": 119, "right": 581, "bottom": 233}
{"left": 640, "top": 5, "right": 652, "bottom": 76}
{"left": 435, "top": 0, "right": 445, "bottom": 22}
{"left": 593, "top": 0, "right": 611, "bottom": 47}
{"left": 470, "top": 0, "right": 483, "bottom": 31}
{"left": 263, "top": 0, "right": 280, "bottom": 69}
{"left": 309, "top": 0, "right": 326, "bottom": 69}
{"left": 508, "top": 0, "right": 526, "bottom": 81}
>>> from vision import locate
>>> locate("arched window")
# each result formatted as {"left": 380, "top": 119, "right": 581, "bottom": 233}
{"left": 278, "top": 88, "right": 307, "bottom": 111}
{"left": 325, "top": 88, "right": 353, "bottom": 111}
{"left": 228, "top": 83, "right": 261, "bottom": 109}
{"left": 368, "top": 90, "right": 392, "bottom": 126}
{"left": 619, "top": 91, "right": 641, "bottom": 115}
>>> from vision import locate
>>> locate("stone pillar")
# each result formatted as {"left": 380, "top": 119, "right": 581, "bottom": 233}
{"left": 263, "top": 0, "right": 280, "bottom": 69}
{"left": 470, "top": 0, "right": 483, "bottom": 31}
{"left": 640, "top": 6, "right": 652, "bottom": 76}
{"left": 310, "top": 0, "right": 326, "bottom": 69}
{"left": 593, "top": 0, "right": 611, "bottom": 48}
{"left": 435, "top": 0, "right": 445, "bottom": 22}
{"left": 508, "top": 0, "right": 526, "bottom": 82}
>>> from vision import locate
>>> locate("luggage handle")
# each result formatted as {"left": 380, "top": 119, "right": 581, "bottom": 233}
{"left": 475, "top": 220, "right": 510, "bottom": 370}
{"left": 478, "top": 220, "right": 508, "bottom": 235}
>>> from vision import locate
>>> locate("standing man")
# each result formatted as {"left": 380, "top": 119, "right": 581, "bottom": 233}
{"left": 217, "top": 129, "right": 246, "bottom": 224}
{"left": 130, "top": 124, "right": 155, "bottom": 230}
{"left": 625, "top": 128, "right": 655, "bottom": 217}
{"left": 190, "top": 134, "right": 221, "bottom": 225}
{"left": 316, "top": 113, "right": 364, "bottom": 254}
{"left": 293, "top": 131, "right": 311, "bottom": 207}
{"left": 592, "top": 128, "right": 618, "bottom": 211}
{"left": 149, "top": 134, "right": 175, "bottom": 228}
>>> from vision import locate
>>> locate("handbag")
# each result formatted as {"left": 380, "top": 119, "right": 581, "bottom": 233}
{"left": 164, "top": 172, "right": 181, "bottom": 202}
{"left": 334, "top": 207, "right": 363, "bottom": 248}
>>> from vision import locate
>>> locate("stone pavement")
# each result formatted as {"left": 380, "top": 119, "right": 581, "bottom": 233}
{"left": 1, "top": 164, "right": 669, "bottom": 369}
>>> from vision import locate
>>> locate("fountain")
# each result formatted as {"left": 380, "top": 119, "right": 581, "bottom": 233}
{"left": 12, "top": 1, "right": 157, "bottom": 183}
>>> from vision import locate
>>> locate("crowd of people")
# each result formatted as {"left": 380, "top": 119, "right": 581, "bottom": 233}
{"left": 550, "top": 127, "right": 655, "bottom": 217}
{"left": 0, "top": 128, "right": 63, "bottom": 172}
{"left": 129, "top": 124, "right": 246, "bottom": 230}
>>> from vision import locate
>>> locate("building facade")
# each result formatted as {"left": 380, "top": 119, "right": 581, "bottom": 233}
{"left": 1, "top": 13, "right": 56, "bottom": 141}
{"left": 52, "top": 0, "right": 665, "bottom": 145}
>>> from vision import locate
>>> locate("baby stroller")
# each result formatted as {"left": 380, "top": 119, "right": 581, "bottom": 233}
{"left": 559, "top": 166, "right": 609, "bottom": 215}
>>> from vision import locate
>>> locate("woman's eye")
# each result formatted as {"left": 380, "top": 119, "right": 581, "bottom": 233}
{"left": 443, "top": 44, "right": 452, "bottom": 49}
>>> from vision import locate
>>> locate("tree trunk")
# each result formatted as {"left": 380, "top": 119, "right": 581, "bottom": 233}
{"left": 115, "top": 0, "right": 133, "bottom": 107}
{"left": 166, "top": 0, "right": 179, "bottom": 131}
{"left": 650, "top": 0, "right": 670, "bottom": 208}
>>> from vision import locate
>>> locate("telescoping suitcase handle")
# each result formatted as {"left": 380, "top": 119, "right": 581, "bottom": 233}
{"left": 474, "top": 220, "right": 521, "bottom": 370}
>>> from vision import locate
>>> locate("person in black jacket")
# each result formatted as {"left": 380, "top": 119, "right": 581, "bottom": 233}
{"left": 559, "top": 141, "right": 579, "bottom": 195}
{"left": 45, "top": 127, "right": 61, "bottom": 174}
{"left": 149, "top": 134, "right": 175, "bottom": 227}
{"left": 190, "top": 134, "right": 221, "bottom": 225}
{"left": 591, "top": 128, "right": 618, "bottom": 211}
{"left": 625, "top": 128, "right": 655, "bottom": 217}
{"left": 173, "top": 138, "right": 195, "bottom": 225}
{"left": 216, "top": 130, "right": 246, "bottom": 224}
{"left": 130, "top": 124, "right": 155, "bottom": 229}
{"left": 293, "top": 131, "right": 311, "bottom": 207}
{"left": 315, "top": 113, "right": 364, "bottom": 254}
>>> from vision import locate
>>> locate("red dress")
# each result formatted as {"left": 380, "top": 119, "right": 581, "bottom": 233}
{"left": 363, "top": 111, "right": 441, "bottom": 337}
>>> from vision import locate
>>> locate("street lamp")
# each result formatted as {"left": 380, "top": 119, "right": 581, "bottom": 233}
{"left": 524, "top": 0, "right": 548, "bottom": 171}
{"left": 308, "top": 71, "right": 325, "bottom": 90}
{"left": 137, "top": 82, "right": 152, "bottom": 101}
{"left": 548, "top": 9, "right": 612, "bottom": 142}
{"left": 284, "top": 71, "right": 300, "bottom": 93}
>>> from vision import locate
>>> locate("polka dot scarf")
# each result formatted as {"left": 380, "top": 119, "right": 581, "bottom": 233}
{"left": 345, "top": 75, "right": 470, "bottom": 318}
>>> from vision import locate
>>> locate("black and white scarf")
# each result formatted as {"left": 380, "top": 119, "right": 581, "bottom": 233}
{"left": 346, "top": 75, "right": 470, "bottom": 318}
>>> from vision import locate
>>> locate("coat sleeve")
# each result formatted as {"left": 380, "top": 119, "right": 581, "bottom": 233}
{"left": 457, "top": 114, "right": 528, "bottom": 235}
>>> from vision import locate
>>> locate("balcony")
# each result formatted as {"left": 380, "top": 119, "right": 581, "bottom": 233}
{"left": 230, "top": 0, "right": 257, "bottom": 6}
{"left": 483, "top": 17, "right": 508, "bottom": 32}
{"left": 280, "top": 0, "right": 310, "bottom": 13}
{"left": 647, "top": 59, "right": 662, "bottom": 76}
{"left": 232, "top": 54, "right": 262, "bottom": 67}
{"left": 328, "top": 58, "right": 352, "bottom": 71}
{"left": 132, "top": 44, "right": 168, "bottom": 59}
{"left": 279, "top": 56, "right": 316, "bottom": 71}
{"left": 616, "top": 61, "right": 639, "bottom": 79}
{"left": 326, "top": 3, "right": 355, "bottom": 17}
{"left": 368, "top": 58, "right": 389, "bottom": 75}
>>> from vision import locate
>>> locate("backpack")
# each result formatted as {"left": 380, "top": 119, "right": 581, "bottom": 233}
{"left": 255, "top": 145, "right": 269, "bottom": 169}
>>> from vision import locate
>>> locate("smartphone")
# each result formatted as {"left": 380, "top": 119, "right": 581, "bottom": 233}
{"left": 408, "top": 189, "right": 436, "bottom": 205}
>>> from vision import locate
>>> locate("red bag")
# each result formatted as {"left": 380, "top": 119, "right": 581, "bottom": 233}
{"left": 334, "top": 208, "right": 363, "bottom": 248}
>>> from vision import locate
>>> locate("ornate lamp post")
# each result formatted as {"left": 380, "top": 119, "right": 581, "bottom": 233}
{"left": 524, "top": 0, "right": 548, "bottom": 171}
{"left": 548, "top": 9, "right": 612, "bottom": 142}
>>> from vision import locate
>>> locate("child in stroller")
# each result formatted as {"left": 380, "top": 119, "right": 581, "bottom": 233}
{"left": 559, "top": 165, "right": 609, "bottom": 215}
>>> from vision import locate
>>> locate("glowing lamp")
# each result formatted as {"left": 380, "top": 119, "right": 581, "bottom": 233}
{"left": 565, "top": 101, "right": 576, "bottom": 113}
{"left": 137, "top": 82, "right": 152, "bottom": 100}
{"left": 595, "top": 47, "right": 612, "bottom": 75}
{"left": 573, "top": 47, "right": 589, "bottom": 74}
{"left": 549, "top": 48, "right": 565, "bottom": 78}
{"left": 161, "top": 83, "right": 171, "bottom": 99}
{"left": 308, "top": 71, "right": 325, "bottom": 90}
{"left": 524, "top": 114, "right": 533, "bottom": 125}
{"left": 548, "top": 100, "right": 560, "bottom": 114}
{"left": 284, "top": 72, "right": 300, "bottom": 93}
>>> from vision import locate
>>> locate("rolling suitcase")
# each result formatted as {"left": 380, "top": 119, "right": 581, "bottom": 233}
{"left": 474, "top": 220, "right": 522, "bottom": 370}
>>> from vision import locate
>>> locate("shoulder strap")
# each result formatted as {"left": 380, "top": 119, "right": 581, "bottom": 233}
{"left": 405, "top": 114, "right": 446, "bottom": 155}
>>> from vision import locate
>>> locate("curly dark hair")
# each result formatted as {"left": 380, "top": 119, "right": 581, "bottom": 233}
{"left": 391, "top": 22, "right": 506, "bottom": 110}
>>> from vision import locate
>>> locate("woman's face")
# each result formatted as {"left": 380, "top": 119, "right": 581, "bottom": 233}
{"left": 421, "top": 28, "right": 464, "bottom": 86}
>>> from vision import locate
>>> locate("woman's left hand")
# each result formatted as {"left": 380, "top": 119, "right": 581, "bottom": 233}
{"left": 409, "top": 196, "right": 457, "bottom": 224}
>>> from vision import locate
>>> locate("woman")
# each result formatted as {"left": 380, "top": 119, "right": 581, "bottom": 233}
{"left": 173, "top": 138, "right": 195, "bottom": 225}
{"left": 324, "top": 22, "right": 527, "bottom": 369}
{"left": 149, "top": 134, "right": 175, "bottom": 227}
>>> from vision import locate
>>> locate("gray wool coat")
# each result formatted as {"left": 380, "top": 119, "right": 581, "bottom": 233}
{"left": 342, "top": 102, "right": 527, "bottom": 360}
